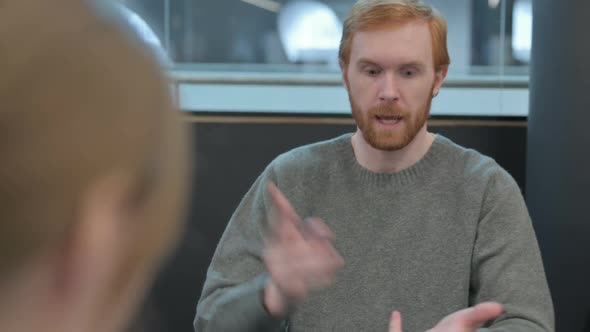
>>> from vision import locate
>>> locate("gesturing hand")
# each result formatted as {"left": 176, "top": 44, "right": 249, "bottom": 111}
{"left": 263, "top": 182, "right": 344, "bottom": 317}
{"left": 388, "top": 302, "right": 504, "bottom": 332}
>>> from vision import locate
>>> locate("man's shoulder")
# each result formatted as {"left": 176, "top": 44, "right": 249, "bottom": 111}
{"left": 436, "top": 135, "right": 515, "bottom": 186}
{"left": 271, "top": 133, "right": 351, "bottom": 171}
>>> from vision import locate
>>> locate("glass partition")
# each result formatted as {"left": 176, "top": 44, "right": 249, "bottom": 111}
{"left": 121, "top": 0, "right": 532, "bottom": 116}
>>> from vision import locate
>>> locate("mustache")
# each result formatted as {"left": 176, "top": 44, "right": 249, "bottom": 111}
{"left": 367, "top": 105, "right": 406, "bottom": 117}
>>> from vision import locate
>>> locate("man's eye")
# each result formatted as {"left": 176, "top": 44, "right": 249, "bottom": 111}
{"left": 365, "top": 68, "right": 381, "bottom": 76}
{"left": 402, "top": 69, "right": 415, "bottom": 77}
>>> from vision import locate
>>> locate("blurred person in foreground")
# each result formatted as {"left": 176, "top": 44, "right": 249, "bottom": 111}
{"left": 194, "top": 0, "right": 553, "bottom": 331}
{"left": 0, "top": 1, "right": 190, "bottom": 332}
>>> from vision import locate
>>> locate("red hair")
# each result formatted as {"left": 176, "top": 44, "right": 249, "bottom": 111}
{"left": 339, "top": 0, "right": 450, "bottom": 70}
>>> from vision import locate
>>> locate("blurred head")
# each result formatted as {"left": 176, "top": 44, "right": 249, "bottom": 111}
{"left": 0, "top": 1, "right": 190, "bottom": 332}
{"left": 339, "top": 0, "right": 450, "bottom": 151}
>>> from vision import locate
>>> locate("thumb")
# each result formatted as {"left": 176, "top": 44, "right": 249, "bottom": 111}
{"left": 461, "top": 302, "right": 504, "bottom": 328}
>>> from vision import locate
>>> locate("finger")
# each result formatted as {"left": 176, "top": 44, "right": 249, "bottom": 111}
{"left": 302, "top": 256, "right": 344, "bottom": 289}
{"left": 288, "top": 250, "right": 344, "bottom": 276}
{"left": 389, "top": 311, "right": 402, "bottom": 332}
{"left": 305, "top": 217, "right": 334, "bottom": 240}
{"left": 266, "top": 255, "right": 336, "bottom": 297}
{"left": 265, "top": 215, "right": 303, "bottom": 244}
{"left": 303, "top": 240, "right": 344, "bottom": 275}
{"left": 267, "top": 182, "right": 300, "bottom": 221}
{"left": 275, "top": 214, "right": 305, "bottom": 243}
{"left": 271, "top": 250, "right": 341, "bottom": 280}
{"left": 264, "top": 243, "right": 341, "bottom": 277}
{"left": 267, "top": 182, "right": 304, "bottom": 242}
{"left": 461, "top": 302, "right": 504, "bottom": 329}
{"left": 308, "top": 238, "right": 344, "bottom": 267}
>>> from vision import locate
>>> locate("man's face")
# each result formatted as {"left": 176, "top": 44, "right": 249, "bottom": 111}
{"left": 342, "top": 20, "right": 446, "bottom": 151}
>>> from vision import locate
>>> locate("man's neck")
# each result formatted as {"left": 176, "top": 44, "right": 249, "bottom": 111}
{"left": 351, "top": 126, "right": 435, "bottom": 173}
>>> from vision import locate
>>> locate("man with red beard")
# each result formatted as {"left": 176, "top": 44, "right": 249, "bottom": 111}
{"left": 194, "top": 1, "right": 554, "bottom": 331}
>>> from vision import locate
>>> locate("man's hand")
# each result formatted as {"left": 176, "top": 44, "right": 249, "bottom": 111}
{"left": 262, "top": 182, "right": 344, "bottom": 317}
{"left": 388, "top": 302, "right": 504, "bottom": 332}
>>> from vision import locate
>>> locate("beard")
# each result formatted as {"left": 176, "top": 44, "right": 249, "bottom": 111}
{"left": 350, "top": 91, "right": 433, "bottom": 151}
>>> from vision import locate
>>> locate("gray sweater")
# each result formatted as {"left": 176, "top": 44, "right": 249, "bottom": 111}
{"left": 194, "top": 134, "right": 554, "bottom": 332}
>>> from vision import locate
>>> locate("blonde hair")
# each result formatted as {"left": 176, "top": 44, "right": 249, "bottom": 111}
{"left": 0, "top": 0, "right": 190, "bottom": 307}
{"left": 339, "top": 0, "right": 450, "bottom": 69}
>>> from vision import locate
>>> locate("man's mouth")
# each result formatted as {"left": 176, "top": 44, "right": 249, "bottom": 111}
{"left": 375, "top": 115, "right": 403, "bottom": 125}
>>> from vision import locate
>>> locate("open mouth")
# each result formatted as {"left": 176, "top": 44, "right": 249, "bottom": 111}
{"left": 375, "top": 115, "right": 403, "bottom": 125}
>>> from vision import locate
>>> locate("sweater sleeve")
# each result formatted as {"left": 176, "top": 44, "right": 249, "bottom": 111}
{"left": 470, "top": 168, "right": 555, "bottom": 332}
{"left": 193, "top": 164, "right": 287, "bottom": 332}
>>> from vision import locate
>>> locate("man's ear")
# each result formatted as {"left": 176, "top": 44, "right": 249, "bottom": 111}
{"left": 340, "top": 59, "right": 350, "bottom": 92}
{"left": 432, "top": 65, "right": 449, "bottom": 97}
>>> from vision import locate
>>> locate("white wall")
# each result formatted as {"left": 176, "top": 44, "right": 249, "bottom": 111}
{"left": 178, "top": 82, "right": 528, "bottom": 117}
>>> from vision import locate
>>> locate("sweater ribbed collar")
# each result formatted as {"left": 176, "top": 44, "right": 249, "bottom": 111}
{"left": 335, "top": 133, "right": 448, "bottom": 188}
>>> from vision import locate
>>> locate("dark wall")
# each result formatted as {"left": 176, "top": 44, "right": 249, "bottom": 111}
{"left": 528, "top": 1, "right": 590, "bottom": 331}
{"left": 134, "top": 118, "right": 527, "bottom": 332}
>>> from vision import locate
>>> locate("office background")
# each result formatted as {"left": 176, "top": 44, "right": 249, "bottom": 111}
{"left": 117, "top": 1, "right": 588, "bottom": 331}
